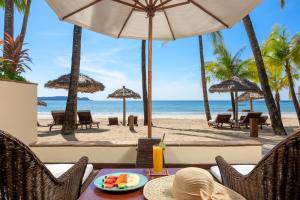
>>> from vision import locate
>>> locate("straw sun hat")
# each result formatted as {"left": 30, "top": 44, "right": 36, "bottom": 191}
{"left": 143, "top": 168, "right": 246, "bottom": 200}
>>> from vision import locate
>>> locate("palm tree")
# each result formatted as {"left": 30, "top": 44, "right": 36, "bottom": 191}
{"left": 1, "top": 0, "right": 26, "bottom": 57}
{"left": 198, "top": 32, "right": 223, "bottom": 121}
{"left": 265, "top": 64, "right": 289, "bottom": 119}
{"left": 206, "top": 43, "right": 254, "bottom": 119}
{"left": 141, "top": 40, "right": 148, "bottom": 125}
{"left": 243, "top": 14, "right": 286, "bottom": 135}
{"left": 279, "top": 0, "right": 285, "bottom": 8}
{"left": 262, "top": 25, "right": 300, "bottom": 125}
{"left": 19, "top": 0, "right": 31, "bottom": 48}
{"left": 62, "top": 25, "right": 82, "bottom": 135}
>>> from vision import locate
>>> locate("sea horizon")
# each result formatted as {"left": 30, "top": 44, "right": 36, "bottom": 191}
{"left": 38, "top": 100, "right": 297, "bottom": 119}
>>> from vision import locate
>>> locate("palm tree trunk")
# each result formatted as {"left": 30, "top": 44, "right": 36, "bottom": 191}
{"left": 275, "top": 91, "right": 281, "bottom": 120}
{"left": 243, "top": 15, "right": 286, "bottom": 135}
{"left": 141, "top": 40, "right": 148, "bottom": 125}
{"left": 285, "top": 63, "right": 300, "bottom": 125}
{"left": 19, "top": 0, "right": 31, "bottom": 48}
{"left": 62, "top": 25, "right": 82, "bottom": 135}
{"left": 198, "top": 35, "right": 211, "bottom": 121}
{"left": 230, "top": 92, "right": 236, "bottom": 120}
{"left": 3, "top": 0, "right": 14, "bottom": 58}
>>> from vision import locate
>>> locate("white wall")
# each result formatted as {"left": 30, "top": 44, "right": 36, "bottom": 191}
{"left": 0, "top": 80, "right": 37, "bottom": 144}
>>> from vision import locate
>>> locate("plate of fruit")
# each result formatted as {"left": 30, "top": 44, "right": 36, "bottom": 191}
{"left": 94, "top": 172, "right": 148, "bottom": 192}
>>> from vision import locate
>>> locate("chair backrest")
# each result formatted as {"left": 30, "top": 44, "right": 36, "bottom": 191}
{"left": 0, "top": 130, "right": 65, "bottom": 199}
{"left": 136, "top": 138, "right": 164, "bottom": 168}
{"left": 234, "top": 131, "right": 300, "bottom": 200}
{"left": 258, "top": 116, "right": 268, "bottom": 124}
{"left": 215, "top": 114, "right": 231, "bottom": 123}
{"left": 241, "top": 112, "right": 262, "bottom": 123}
{"left": 78, "top": 110, "right": 93, "bottom": 124}
{"left": 51, "top": 111, "right": 65, "bottom": 125}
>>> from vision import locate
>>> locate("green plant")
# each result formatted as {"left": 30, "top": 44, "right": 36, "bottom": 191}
{"left": 2, "top": 33, "right": 31, "bottom": 81}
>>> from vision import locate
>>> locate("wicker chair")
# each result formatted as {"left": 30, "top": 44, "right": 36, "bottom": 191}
{"left": 215, "top": 131, "right": 300, "bottom": 200}
{"left": 0, "top": 130, "right": 88, "bottom": 200}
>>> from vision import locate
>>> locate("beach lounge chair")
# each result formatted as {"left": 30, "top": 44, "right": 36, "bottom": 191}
{"left": 238, "top": 112, "right": 262, "bottom": 128}
{"left": 77, "top": 110, "right": 100, "bottom": 129}
{"left": 210, "top": 131, "right": 300, "bottom": 200}
{"left": 127, "top": 115, "right": 138, "bottom": 126}
{"left": 0, "top": 129, "right": 94, "bottom": 200}
{"left": 208, "top": 114, "right": 232, "bottom": 128}
{"left": 48, "top": 110, "right": 65, "bottom": 132}
{"left": 108, "top": 117, "right": 119, "bottom": 125}
{"left": 258, "top": 115, "right": 269, "bottom": 129}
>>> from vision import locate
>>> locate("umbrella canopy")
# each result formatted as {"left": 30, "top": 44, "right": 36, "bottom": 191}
{"left": 209, "top": 76, "right": 261, "bottom": 93}
{"left": 45, "top": 73, "right": 105, "bottom": 93}
{"left": 238, "top": 91, "right": 264, "bottom": 102}
{"left": 209, "top": 76, "right": 261, "bottom": 127}
{"left": 108, "top": 86, "right": 141, "bottom": 126}
{"left": 37, "top": 101, "right": 47, "bottom": 106}
{"left": 47, "top": 0, "right": 261, "bottom": 137}
{"left": 47, "top": 0, "right": 260, "bottom": 40}
{"left": 108, "top": 86, "right": 141, "bottom": 99}
{"left": 238, "top": 91, "right": 264, "bottom": 112}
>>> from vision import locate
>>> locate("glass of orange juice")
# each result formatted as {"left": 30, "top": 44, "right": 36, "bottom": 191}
{"left": 153, "top": 145, "right": 163, "bottom": 173}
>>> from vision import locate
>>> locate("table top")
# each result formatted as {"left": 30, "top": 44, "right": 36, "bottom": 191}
{"left": 78, "top": 168, "right": 180, "bottom": 200}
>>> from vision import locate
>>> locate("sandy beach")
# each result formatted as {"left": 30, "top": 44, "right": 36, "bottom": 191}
{"left": 37, "top": 116, "right": 300, "bottom": 155}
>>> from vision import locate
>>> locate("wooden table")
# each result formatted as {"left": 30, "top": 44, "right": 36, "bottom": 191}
{"left": 79, "top": 168, "right": 180, "bottom": 200}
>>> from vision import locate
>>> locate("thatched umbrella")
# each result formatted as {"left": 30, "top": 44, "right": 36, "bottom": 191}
{"left": 238, "top": 91, "right": 264, "bottom": 112}
{"left": 108, "top": 86, "right": 141, "bottom": 126}
{"left": 47, "top": 0, "right": 260, "bottom": 138}
{"left": 45, "top": 73, "right": 105, "bottom": 93}
{"left": 37, "top": 101, "right": 47, "bottom": 106}
{"left": 209, "top": 76, "right": 261, "bottom": 127}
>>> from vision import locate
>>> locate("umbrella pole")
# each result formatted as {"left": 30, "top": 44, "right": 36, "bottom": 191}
{"left": 123, "top": 96, "right": 126, "bottom": 126}
{"left": 147, "top": 12, "right": 153, "bottom": 138}
{"left": 250, "top": 97, "right": 253, "bottom": 112}
{"left": 235, "top": 91, "right": 239, "bottom": 127}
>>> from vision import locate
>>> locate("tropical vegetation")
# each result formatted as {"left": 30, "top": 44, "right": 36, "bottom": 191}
{"left": 243, "top": 15, "right": 286, "bottom": 135}
{"left": 206, "top": 42, "right": 255, "bottom": 119}
{"left": 0, "top": 0, "right": 32, "bottom": 82}
{"left": 262, "top": 25, "right": 300, "bottom": 124}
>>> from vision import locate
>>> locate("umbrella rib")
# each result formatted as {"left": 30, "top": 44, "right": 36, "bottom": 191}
{"left": 112, "top": 0, "right": 145, "bottom": 10}
{"left": 118, "top": 4, "right": 136, "bottom": 38}
{"left": 154, "top": 0, "right": 173, "bottom": 9}
{"left": 132, "top": 0, "right": 147, "bottom": 9}
{"left": 190, "top": 0, "right": 229, "bottom": 28}
{"left": 62, "top": 0, "right": 104, "bottom": 20}
{"left": 160, "top": 0, "right": 175, "bottom": 40}
{"left": 157, "top": 1, "right": 190, "bottom": 10}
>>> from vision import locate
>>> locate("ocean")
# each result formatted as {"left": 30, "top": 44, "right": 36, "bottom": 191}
{"left": 38, "top": 100, "right": 296, "bottom": 118}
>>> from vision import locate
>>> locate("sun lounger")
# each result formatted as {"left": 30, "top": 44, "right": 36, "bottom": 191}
{"left": 208, "top": 114, "right": 232, "bottom": 128}
{"left": 77, "top": 110, "right": 100, "bottom": 129}
{"left": 258, "top": 115, "right": 269, "bottom": 129}
{"left": 48, "top": 110, "right": 65, "bottom": 132}
{"left": 108, "top": 117, "right": 119, "bottom": 126}
{"left": 238, "top": 112, "right": 262, "bottom": 128}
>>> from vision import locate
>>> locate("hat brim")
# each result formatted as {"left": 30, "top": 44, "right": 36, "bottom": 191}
{"left": 143, "top": 175, "right": 246, "bottom": 200}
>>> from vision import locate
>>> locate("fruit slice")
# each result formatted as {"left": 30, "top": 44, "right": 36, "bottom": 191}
{"left": 115, "top": 174, "right": 127, "bottom": 185}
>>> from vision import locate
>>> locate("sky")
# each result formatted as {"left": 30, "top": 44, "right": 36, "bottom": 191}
{"left": 0, "top": 0, "right": 300, "bottom": 101}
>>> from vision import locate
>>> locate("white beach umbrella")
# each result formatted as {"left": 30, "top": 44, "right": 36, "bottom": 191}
{"left": 46, "top": 0, "right": 261, "bottom": 137}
